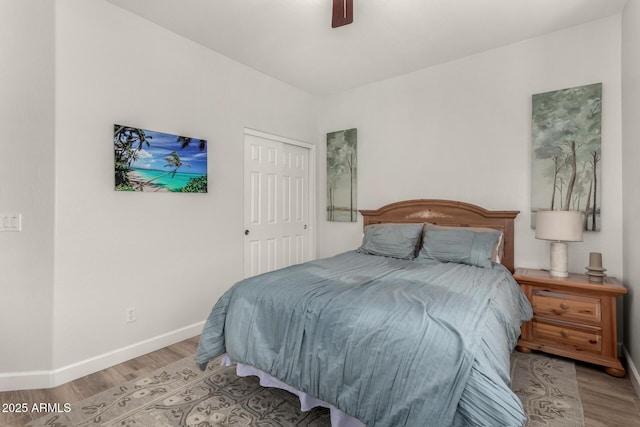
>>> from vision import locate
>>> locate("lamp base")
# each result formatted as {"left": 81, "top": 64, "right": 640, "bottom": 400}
{"left": 549, "top": 241, "right": 568, "bottom": 278}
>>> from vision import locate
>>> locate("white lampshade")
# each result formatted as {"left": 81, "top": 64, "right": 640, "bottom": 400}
{"left": 535, "top": 210, "right": 583, "bottom": 242}
{"left": 535, "top": 210, "right": 583, "bottom": 278}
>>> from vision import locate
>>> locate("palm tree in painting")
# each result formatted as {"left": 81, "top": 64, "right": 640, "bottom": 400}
{"left": 136, "top": 151, "right": 191, "bottom": 191}
{"left": 114, "top": 125, "right": 154, "bottom": 188}
{"left": 177, "top": 136, "right": 207, "bottom": 152}
{"left": 114, "top": 125, "right": 153, "bottom": 165}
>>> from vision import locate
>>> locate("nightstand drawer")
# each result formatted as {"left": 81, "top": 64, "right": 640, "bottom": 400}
{"left": 532, "top": 290, "right": 601, "bottom": 325}
{"left": 532, "top": 320, "right": 602, "bottom": 353}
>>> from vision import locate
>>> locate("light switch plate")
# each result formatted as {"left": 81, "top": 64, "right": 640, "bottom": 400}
{"left": 0, "top": 214, "right": 21, "bottom": 232}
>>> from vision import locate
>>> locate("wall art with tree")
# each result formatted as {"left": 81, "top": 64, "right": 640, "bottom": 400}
{"left": 531, "top": 83, "right": 602, "bottom": 231}
{"left": 114, "top": 124, "right": 208, "bottom": 193}
{"left": 327, "top": 128, "right": 357, "bottom": 222}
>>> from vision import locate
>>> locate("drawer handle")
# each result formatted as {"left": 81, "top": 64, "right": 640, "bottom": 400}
{"left": 560, "top": 303, "right": 569, "bottom": 310}
{"left": 561, "top": 330, "right": 569, "bottom": 338}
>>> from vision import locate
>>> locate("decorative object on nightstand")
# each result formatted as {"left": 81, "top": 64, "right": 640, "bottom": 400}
{"left": 514, "top": 268, "right": 627, "bottom": 377}
{"left": 535, "top": 210, "right": 583, "bottom": 278}
{"left": 586, "top": 252, "right": 607, "bottom": 283}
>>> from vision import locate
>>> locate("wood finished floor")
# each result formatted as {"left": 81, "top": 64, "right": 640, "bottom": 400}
{"left": 1, "top": 337, "right": 639, "bottom": 427}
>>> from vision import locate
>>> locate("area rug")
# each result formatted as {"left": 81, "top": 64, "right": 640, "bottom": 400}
{"left": 30, "top": 351, "right": 583, "bottom": 427}
{"left": 511, "top": 352, "right": 585, "bottom": 427}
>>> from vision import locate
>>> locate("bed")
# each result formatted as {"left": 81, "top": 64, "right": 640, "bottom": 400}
{"left": 196, "top": 199, "right": 533, "bottom": 427}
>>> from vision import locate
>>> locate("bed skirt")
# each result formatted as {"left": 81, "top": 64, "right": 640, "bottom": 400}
{"left": 221, "top": 354, "right": 366, "bottom": 427}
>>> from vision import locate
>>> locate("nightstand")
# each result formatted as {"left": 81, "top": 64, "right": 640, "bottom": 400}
{"left": 514, "top": 267, "right": 627, "bottom": 377}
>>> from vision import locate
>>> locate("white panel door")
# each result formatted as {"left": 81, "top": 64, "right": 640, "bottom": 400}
{"left": 244, "top": 133, "right": 310, "bottom": 278}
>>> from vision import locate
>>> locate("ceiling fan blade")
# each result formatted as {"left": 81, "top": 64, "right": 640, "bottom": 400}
{"left": 332, "top": 0, "right": 353, "bottom": 28}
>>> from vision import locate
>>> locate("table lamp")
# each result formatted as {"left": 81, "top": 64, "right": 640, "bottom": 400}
{"left": 535, "top": 210, "right": 583, "bottom": 278}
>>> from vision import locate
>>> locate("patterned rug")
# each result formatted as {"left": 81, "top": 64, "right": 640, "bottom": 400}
{"left": 511, "top": 352, "right": 584, "bottom": 427}
{"left": 29, "top": 351, "right": 583, "bottom": 427}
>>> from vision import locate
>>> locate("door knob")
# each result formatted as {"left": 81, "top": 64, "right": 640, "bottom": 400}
{"left": 244, "top": 229, "right": 249, "bottom": 235}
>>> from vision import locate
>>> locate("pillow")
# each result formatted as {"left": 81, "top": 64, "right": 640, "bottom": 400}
{"left": 420, "top": 224, "right": 504, "bottom": 263}
{"left": 357, "top": 223, "right": 424, "bottom": 260}
{"left": 417, "top": 224, "right": 502, "bottom": 268}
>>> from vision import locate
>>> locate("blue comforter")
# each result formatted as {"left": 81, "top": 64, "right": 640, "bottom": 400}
{"left": 196, "top": 251, "right": 532, "bottom": 426}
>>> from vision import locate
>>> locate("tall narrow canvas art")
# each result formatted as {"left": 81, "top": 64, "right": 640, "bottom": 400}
{"left": 114, "top": 124, "right": 208, "bottom": 193}
{"left": 327, "top": 128, "right": 357, "bottom": 222}
{"left": 531, "top": 83, "right": 602, "bottom": 231}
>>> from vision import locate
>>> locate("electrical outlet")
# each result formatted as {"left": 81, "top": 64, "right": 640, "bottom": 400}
{"left": 126, "top": 307, "right": 136, "bottom": 323}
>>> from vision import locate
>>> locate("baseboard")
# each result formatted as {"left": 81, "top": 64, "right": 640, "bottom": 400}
{"left": 623, "top": 345, "right": 640, "bottom": 398}
{"left": 0, "top": 321, "right": 204, "bottom": 392}
{"left": 0, "top": 370, "right": 53, "bottom": 392}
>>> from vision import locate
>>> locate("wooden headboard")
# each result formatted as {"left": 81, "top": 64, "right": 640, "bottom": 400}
{"left": 359, "top": 199, "right": 519, "bottom": 272}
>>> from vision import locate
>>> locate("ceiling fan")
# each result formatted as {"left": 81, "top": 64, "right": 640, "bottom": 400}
{"left": 332, "top": 0, "right": 353, "bottom": 28}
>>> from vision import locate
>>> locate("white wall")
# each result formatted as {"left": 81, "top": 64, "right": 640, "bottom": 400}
{"left": 51, "top": 0, "right": 316, "bottom": 371}
{"left": 317, "top": 16, "right": 623, "bottom": 284}
{"left": 0, "top": 1, "right": 55, "bottom": 376}
{"left": 622, "top": 0, "right": 640, "bottom": 393}
{"left": 1, "top": 0, "right": 317, "bottom": 388}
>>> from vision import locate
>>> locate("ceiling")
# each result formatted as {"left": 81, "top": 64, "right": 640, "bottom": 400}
{"left": 105, "top": 0, "right": 627, "bottom": 96}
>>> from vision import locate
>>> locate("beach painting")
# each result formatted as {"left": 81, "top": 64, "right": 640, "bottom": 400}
{"left": 114, "top": 124, "right": 208, "bottom": 193}
{"left": 531, "top": 83, "right": 602, "bottom": 231}
{"left": 327, "top": 128, "right": 357, "bottom": 222}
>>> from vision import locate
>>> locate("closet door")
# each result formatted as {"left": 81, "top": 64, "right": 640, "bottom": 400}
{"left": 243, "top": 131, "right": 310, "bottom": 278}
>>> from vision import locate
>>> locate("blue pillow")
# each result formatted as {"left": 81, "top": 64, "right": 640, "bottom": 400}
{"left": 357, "top": 223, "right": 424, "bottom": 260}
{"left": 417, "top": 226, "right": 500, "bottom": 268}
